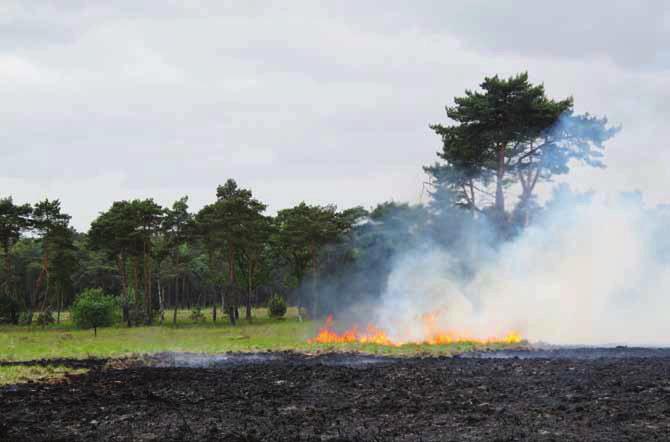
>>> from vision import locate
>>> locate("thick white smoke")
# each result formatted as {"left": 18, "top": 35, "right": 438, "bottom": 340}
{"left": 373, "top": 194, "right": 670, "bottom": 345}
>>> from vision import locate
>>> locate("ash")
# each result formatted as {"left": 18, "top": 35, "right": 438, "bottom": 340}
{"left": 2, "top": 351, "right": 670, "bottom": 441}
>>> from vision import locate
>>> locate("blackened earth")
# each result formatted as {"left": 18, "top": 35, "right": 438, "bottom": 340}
{"left": 2, "top": 350, "right": 670, "bottom": 441}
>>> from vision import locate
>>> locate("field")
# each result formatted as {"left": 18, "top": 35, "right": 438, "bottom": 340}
{"left": 0, "top": 307, "right": 508, "bottom": 385}
{"left": 3, "top": 311, "right": 670, "bottom": 440}
{"left": 1, "top": 307, "right": 317, "bottom": 363}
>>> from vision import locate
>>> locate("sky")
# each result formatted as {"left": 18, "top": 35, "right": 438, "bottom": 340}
{"left": 1, "top": 1, "right": 669, "bottom": 231}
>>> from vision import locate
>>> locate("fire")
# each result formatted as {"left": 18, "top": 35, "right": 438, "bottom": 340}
{"left": 308, "top": 314, "right": 523, "bottom": 346}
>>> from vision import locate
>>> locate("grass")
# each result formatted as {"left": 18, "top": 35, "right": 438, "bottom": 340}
{"left": 0, "top": 306, "right": 522, "bottom": 384}
{"left": 0, "top": 307, "right": 321, "bottom": 361}
{"left": 0, "top": 365, "right": 89, "bottom": 386}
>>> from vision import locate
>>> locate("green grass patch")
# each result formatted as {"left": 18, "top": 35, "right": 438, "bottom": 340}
{"left": 0, "top": 307, "right": 523, "bottom": 362}
{"left": 0, "top": 317, "right": 318, "bottom": 361}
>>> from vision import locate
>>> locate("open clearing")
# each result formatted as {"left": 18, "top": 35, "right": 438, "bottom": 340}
{"left": 0, "top": 308, "right": 509, "bottom": 364}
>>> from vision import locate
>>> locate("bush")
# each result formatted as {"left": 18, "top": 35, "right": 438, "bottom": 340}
{"left": 128, "top": 304, "right": 154, "bottom": 326}
{"left": 71, "top": 288, "right": 120, "bottom": 336}
{"left": 267, "top": 294, "right": 287, "bottom": 319}
{"left": 18, "top": 311, "right": 33, "bottom": 325}
{"left": 0, "top": 295, "right": 22, "bottom": 324}
{"left": 35, "top": 310, "right": 55, "bottom": 326}
{"left": 189, "top": 307, "right": 206, "bottom": 322}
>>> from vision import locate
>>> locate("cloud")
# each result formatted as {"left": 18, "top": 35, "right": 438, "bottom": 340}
{"left": 319, "top": 0, "right": 670, "bottom": 70}
{"left": 0, "top": 1, "right": 668, "bottom": 230}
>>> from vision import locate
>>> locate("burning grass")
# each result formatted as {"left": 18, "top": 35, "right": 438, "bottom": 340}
{"left": 308, "top": 314, "right": 524, "bottom": 347}
{"left": 0, "top": 307, "right": 527, "bottom": 364}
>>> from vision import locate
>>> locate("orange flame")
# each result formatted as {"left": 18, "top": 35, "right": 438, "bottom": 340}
{"left": 308, "top": 314, "right": 523, "bottom": 346}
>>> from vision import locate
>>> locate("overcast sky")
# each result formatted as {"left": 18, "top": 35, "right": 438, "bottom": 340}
{"left": 1, "top": 1, "right": 669, "bottom": 230}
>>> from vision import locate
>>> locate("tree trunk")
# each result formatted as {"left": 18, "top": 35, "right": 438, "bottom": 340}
{"left": 173, "top": 275, "right": 179, "bottom": 326}
{"left": 227, "top": 287, "right": 236, "bottom": 325}
{"left": 172, "top": 255, "right": 180, "bottom": 325}
{"left": 157, "top": 274, "right": 164, "bottom": 325}
{"left": 212, "top": 288, "right": 217, "bottom": 322}
{"left": 246, "top": 259, "right": 254, "bottom": 322}
{"left": 495, "top": 144, "right": 506, "bottom": 216}
{"left": 227, "top": 246, "right": 237, "bottom": 325}
{"left": 182, "top": 275, "right": 187, "bottom": 310}
{"left": 311, "top": 243, "right": 319, "bottom": 318}
{"left": 133, "top": 257, "right": 140, "bottom": 305}
{"left": 34, "top": 246, "right": 50, "bottom": 314}
{"left": 219, "top": 287, "right": 227, "bottom": 322}
{"left": 124, "top": 303, "right": 130, "bottom": 327}
{"left": 129, "top": 256, "right": 140, "bottom": 326}
{"left": 294, "top": 262, "right": 304, "bottom": 322}
{"left": 517, "top": 164, "right": 540, "bottom": 227}
{"left": 246, "top": 288, "right": 253, "bottom": 322}
{"left": 143, "top": 242, "right": 152, "bottom": 325}
{"left": 469, "top": 180, "right": 475, "bottom": 212}
{"left": 25, "top": 284, "right": 34, "bottom": 325}
{"left": 43, "top": 249, "right": 50, "bottom": 313}
{"left": 56, "top": 285, "right": 62, "bottom": 324}
{"left": 2, "top": 241, "right": 12, "bottom": 297}
{"left": 116, "top": 254, "right": 130, "bottom": 325}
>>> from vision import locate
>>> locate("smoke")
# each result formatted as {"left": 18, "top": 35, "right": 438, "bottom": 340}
{"left": 368, "top": 189, "right": 670, "bottom": 346}
{"left": 307, "top": 109, "right": 662, "bottom": 346}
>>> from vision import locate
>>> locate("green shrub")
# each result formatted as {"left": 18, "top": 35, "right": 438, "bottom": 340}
{"left": 18, "top": 312, "right": 33, "bottom": 325}
{"left": 35, "top": 310, "right": 55, "bottom": 326}
{"left": 0, "top": 295, "right": 22, "bottom": 324}
{"left": 71, "top": 288, "right": 120, "bottom": 336}
{"left": 128, "top": 304, "right": 153, "bottom": 326}
{"left": 189, "top": 307, "right": 206, "bottom": 322}
{"left": 267, "top": 294, "right": 287, "bottom": 319}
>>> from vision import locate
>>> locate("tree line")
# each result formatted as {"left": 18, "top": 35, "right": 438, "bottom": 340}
{"left": 0, "top": 73, "right": 618, "bottom": 326}
{"left": 0, "top": 185, "right": 364, "bottom": 325}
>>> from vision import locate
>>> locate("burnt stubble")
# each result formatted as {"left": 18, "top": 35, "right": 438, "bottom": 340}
{"left": 2, "top": 352, "right": 670, "bottom": 441}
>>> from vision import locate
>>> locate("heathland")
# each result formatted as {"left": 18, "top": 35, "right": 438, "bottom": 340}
{"left": 0, "top": 307, "right": 522, "bottom": 385}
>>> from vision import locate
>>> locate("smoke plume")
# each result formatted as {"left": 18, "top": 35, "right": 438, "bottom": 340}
{"left": 369, "top": 189, "right": 670, "bottom": 346}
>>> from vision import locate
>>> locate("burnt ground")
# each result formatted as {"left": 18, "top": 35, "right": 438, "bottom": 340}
{"left": 1, "top": 350, "right": 670, "bottom": 441}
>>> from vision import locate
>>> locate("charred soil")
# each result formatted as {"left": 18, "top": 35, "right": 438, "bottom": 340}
{"left": 1, "top": 352, "right": 670, "bottom": 441}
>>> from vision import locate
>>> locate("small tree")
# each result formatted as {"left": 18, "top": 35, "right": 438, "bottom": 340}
{"left": 0, "top": 294, "right": 21, "bottom": 324}
{"left": 267, "top": 294, "right": 287, "bottom": 319}
{"left": 71, "top": 288, "right": 119, "bottom": 336}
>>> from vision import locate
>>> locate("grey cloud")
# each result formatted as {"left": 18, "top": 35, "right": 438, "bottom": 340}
{"left": 318, "top": 1, "right": 670, "bottom": 70}
{"left": 0, "top": 1, "right": 668, "bottom": 230}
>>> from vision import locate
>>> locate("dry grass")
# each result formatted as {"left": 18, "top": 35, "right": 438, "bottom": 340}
{"left": 0, "top": 365, "right": 88, "bottom": 386}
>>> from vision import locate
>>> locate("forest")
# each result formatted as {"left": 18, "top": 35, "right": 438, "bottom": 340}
{"left": 0, "top": 73, "right": 618, "bottom": 328}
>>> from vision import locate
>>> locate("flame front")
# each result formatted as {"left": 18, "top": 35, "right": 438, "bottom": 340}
{"left": 308, "top": 314, "right": 523, "bottom": 346}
